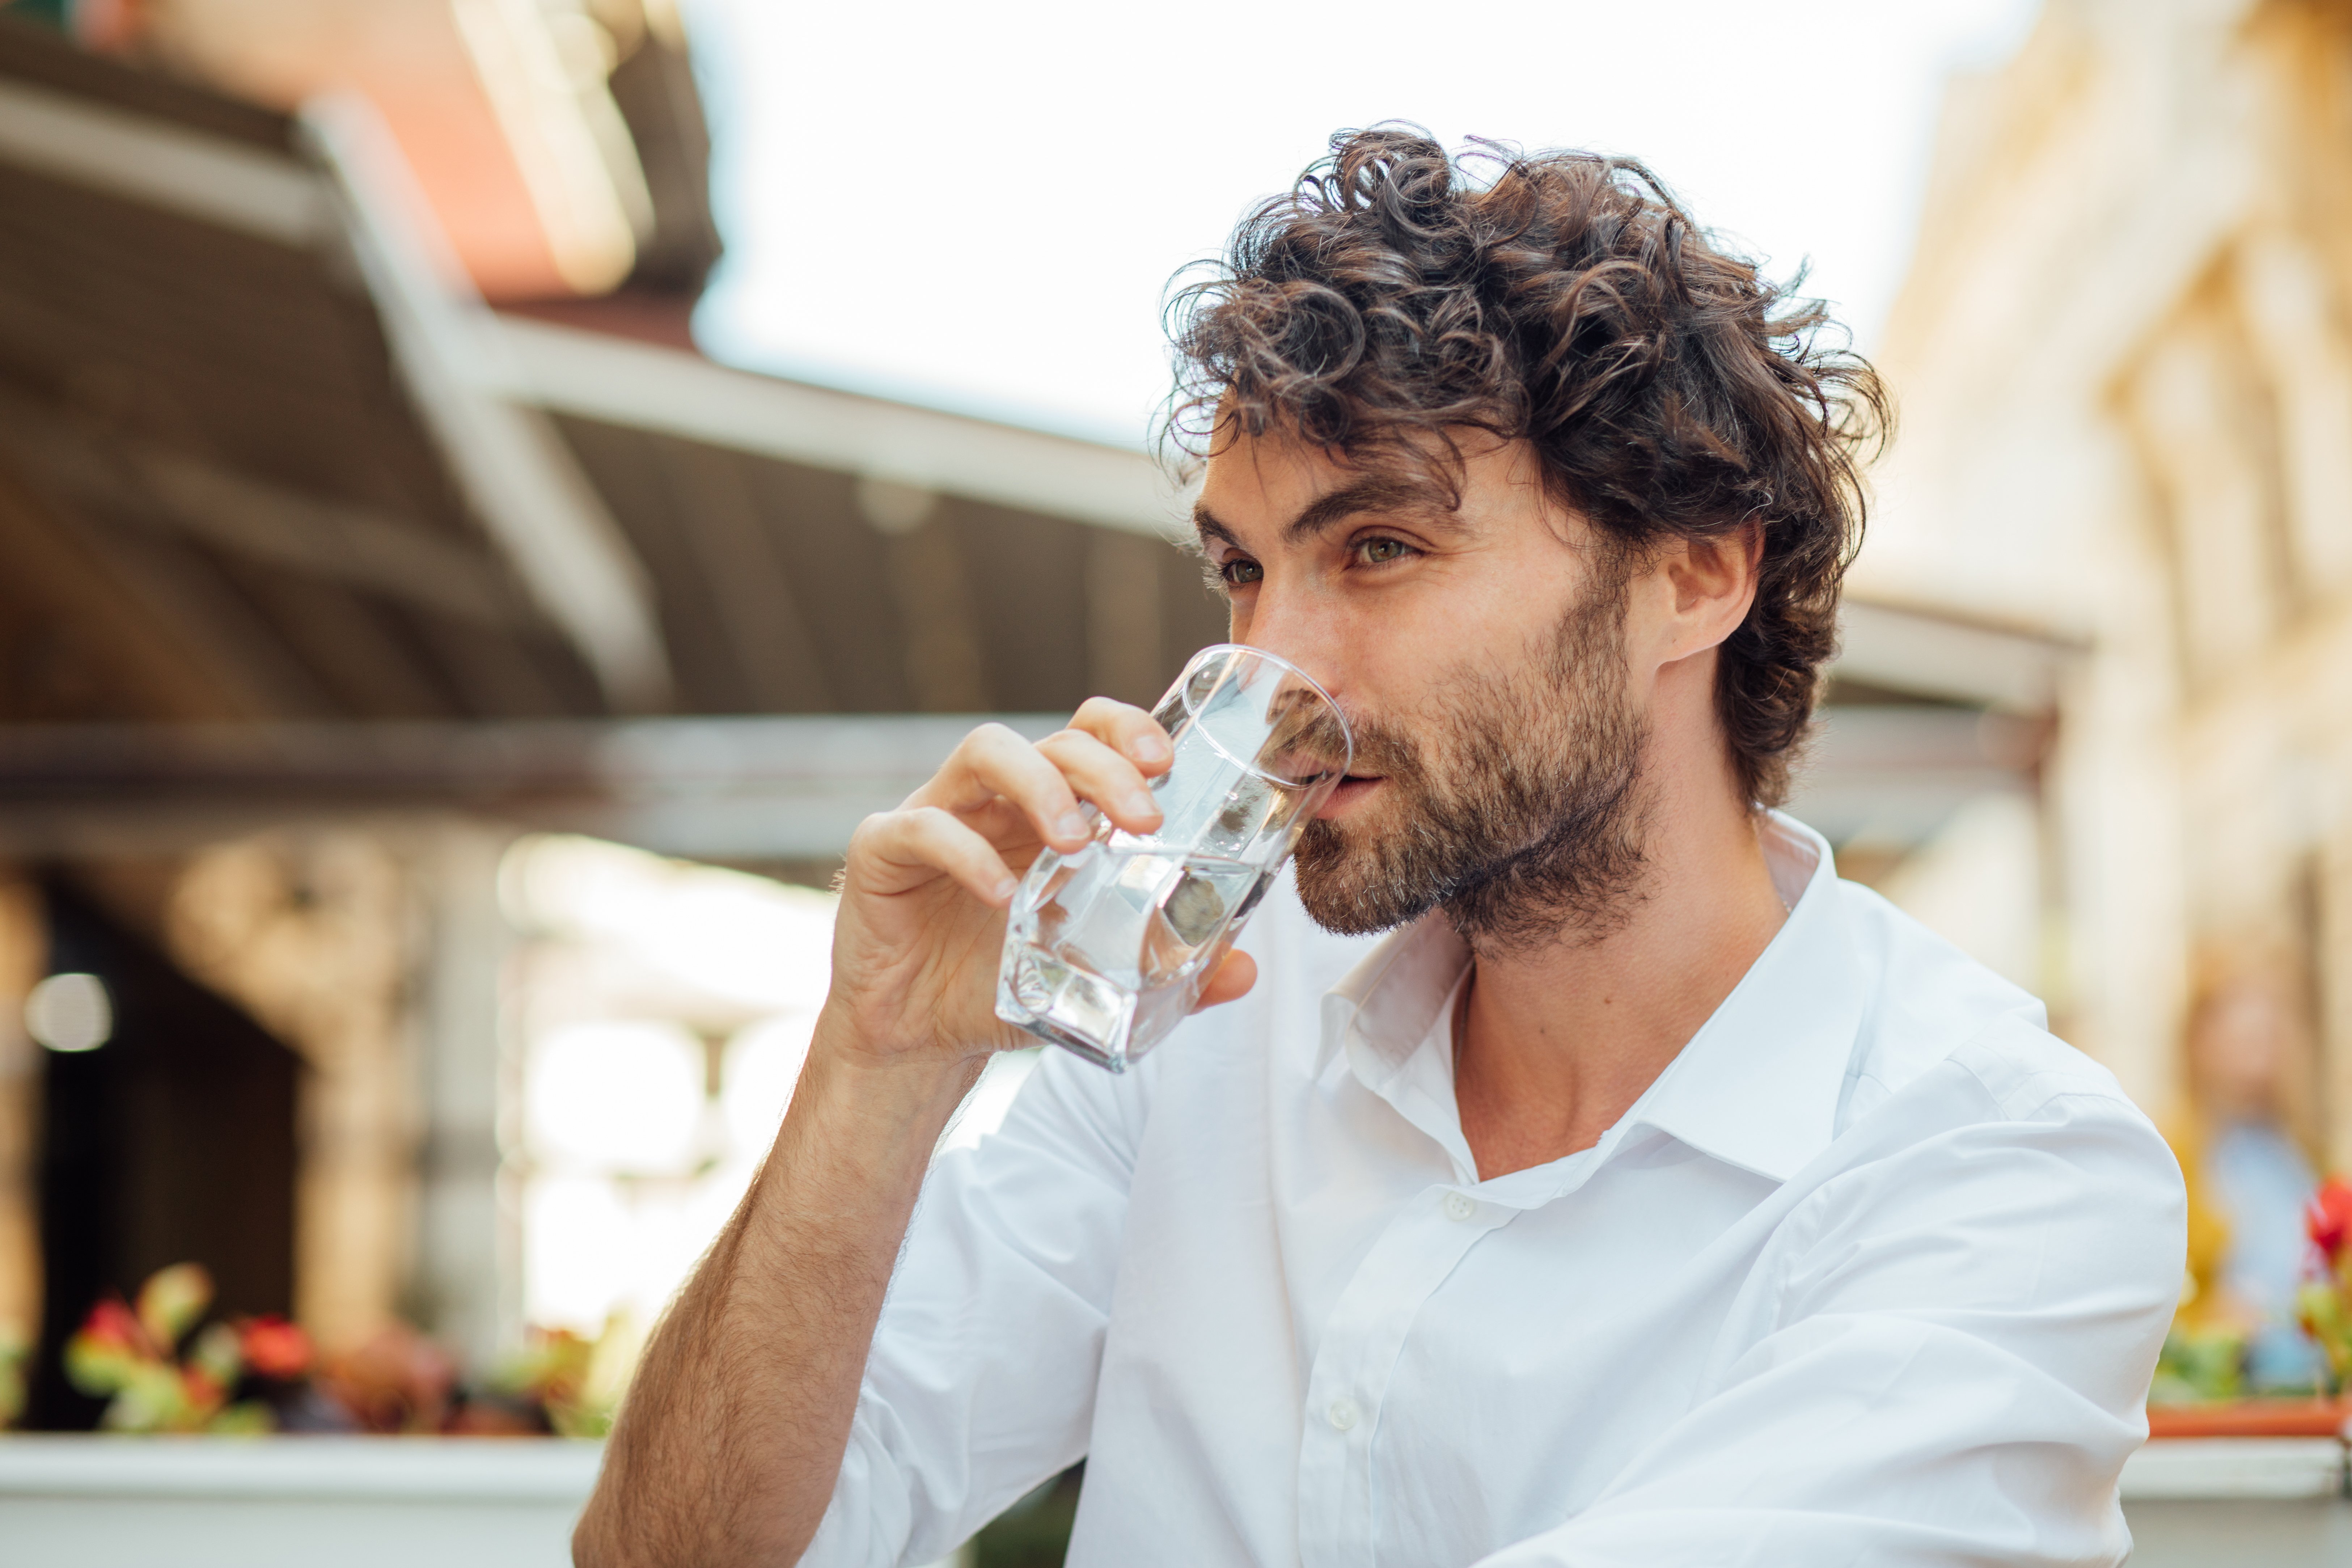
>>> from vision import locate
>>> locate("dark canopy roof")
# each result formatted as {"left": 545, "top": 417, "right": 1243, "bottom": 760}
{"left": 0, "top": 17, "right": 1222, "bottom": 728}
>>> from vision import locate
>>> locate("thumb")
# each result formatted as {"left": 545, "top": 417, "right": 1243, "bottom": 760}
{"left": 1193, "top": 948, "right": 1259, "bottom": 1012}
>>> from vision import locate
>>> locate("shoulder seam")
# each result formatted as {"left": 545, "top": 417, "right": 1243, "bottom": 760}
{"left": 1946, "top": 1023, "right": 2137, "bottom": 1124}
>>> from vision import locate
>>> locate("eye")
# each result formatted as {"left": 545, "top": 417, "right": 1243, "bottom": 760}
{"left": 1355, "top": 536, "right": 1411, "bottom": 566}
{"left": 1220, "top": 558, "right": 1264, "bottom": 586}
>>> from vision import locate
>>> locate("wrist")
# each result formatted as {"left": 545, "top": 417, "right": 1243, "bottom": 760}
{"left": 802, "top": 1006, "right": 987, "bottom": 1135}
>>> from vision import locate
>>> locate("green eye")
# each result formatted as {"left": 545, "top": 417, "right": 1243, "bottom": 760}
{"left": 1222, "top": 559, "right": 1264, "bottom": 586}
{"left": 1359, "top": 537, "right": 1408, "bottom": 565}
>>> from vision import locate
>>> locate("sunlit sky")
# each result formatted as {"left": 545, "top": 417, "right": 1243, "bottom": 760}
{"left": 684, "top": 0, "right": 2041, "bottom": 449}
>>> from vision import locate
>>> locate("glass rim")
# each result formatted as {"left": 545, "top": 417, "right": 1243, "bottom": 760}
{"left": 1173, "top": 642, "right": 1354, "bottom": 787}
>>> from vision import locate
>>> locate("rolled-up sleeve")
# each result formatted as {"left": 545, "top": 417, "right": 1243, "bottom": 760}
{"left": 799, "top": 1048, "right": 1149, "bottom": 1568}
{"left": 1475, "top": 1053, "right": 2186, "bottom": 1568}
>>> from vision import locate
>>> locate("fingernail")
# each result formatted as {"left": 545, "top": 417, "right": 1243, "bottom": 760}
{"left": 1126, "top": 791, "right": 1160, "bottom": 819}
{"left": 993, "top": 875, "right": 1019, "bottom": 903}
{"left": 1056, "top": 810, "right": 1092, "bottom": 841}
{"left": 1134, "top": 734, "right": 1172, "bottom": 764}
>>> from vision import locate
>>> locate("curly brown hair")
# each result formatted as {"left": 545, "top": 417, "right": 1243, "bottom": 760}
{"left": 1165, "top": 127, "right": 1890, "bottom": 808}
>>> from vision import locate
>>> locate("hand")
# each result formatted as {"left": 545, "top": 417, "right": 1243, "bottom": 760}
{"left": 818, "top": 698, "right": 1260, "bottom": 1074}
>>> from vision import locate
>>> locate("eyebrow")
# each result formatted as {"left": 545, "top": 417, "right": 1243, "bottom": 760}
{"left": 1192, "top": 477, "right": 1458, "bottom": 551}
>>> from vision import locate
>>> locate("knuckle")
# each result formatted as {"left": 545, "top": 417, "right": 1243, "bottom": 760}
{"left": 1075, "top": 695, "right": 1147, "bottom": 730}
{"left": 946, "top": 725, "right": 1005, "bottom": 771}
{"left": 975, "top": 723, "right": 1053, "bottom": 774}
{"left": 968, "top": 720, "right": 1021, "bottom": 749}
{"left": 846, "top": 810, "right": 900, "bottom": 858}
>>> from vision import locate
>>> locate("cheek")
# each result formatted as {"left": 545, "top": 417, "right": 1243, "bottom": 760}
{"left": 1354, "top": 580, "right": 1547, "bottom": 699}
{"left": 1315, "top": 624, "right": 1487, "bottom": 761}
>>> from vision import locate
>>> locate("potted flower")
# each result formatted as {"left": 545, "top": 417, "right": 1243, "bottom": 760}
{"left": 2145, "top": 1175, "right": 2350, "bottom": 1438}
{"left": 54, "top": 1261, "right": 622, "bottom": 1437}
{"left": 2294, "top": 1175, "right": 2352, "bottom": 1391}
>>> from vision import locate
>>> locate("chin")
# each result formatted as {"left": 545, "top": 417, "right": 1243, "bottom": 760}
{"left": 1291, "top": 815, "right": 1423, "bottom": 937}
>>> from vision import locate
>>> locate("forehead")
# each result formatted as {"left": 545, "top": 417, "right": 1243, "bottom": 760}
{"left": 1200, "top": 424, "right": 1366, "bottom": 496}
{"left": 1193, "top": 426, "right": 1550, "bottom": 544}
{"left": 1201, "top": 424, "right": 1441, "bottom": 504}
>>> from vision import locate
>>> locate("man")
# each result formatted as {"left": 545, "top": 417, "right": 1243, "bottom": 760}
{"left": 578, "top": 130, "right": 2184, "bottom": 1568}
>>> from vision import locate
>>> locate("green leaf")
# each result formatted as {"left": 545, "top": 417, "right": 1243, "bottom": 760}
{"left": 135, "top": 1264, "right": 214, "bottom": 1352}
{"left": 101, "top": 1364, "right": 191, "bottom": 1433}
{"left": 206, "top": 1401, "right": 276, "bottom": 1436}
{"left": 189, "top": 1322, "right": 244, "bottom": 1388}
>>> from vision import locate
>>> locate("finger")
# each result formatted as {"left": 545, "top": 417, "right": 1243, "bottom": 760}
{"left": 1192, "top": 948, "right": 1258, "bottom": 1012}
{"left": 850, "top": 805, "right": 1020, "bottom": 906}
{"left": 1069, "top": 696, "right": 1174, "bottom": 776}
{"left": 920, "top": 723, "right": 1096, "bottom": 852}
{"left": 1035, "top": 728, "right": 1163, "bottom": 836}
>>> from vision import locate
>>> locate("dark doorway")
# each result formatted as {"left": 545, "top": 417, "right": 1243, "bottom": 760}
{"left": 25, "top": 873, "right": 300, "bottom": 1429}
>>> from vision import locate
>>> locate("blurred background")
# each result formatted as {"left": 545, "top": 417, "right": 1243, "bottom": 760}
{"left": 0, "top": 0, "right": 2345, "bottom": 1549}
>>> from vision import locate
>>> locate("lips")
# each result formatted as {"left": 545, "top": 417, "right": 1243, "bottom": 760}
{"left": 1318, "top": 775, "right": 1385, "bottom": 818}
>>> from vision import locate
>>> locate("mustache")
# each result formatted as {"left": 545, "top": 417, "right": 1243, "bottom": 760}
{"left": 1264, "top": 700, "right": 1421, "bottom": 783}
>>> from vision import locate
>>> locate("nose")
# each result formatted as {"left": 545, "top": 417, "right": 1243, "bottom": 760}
{"left": 1232, "top": 581, "right": 1350, "bottom": 706}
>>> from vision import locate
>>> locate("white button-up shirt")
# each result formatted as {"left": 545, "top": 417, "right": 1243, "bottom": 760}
{"left": 806, "top": 814, "right": 2184, "bottom": 1567}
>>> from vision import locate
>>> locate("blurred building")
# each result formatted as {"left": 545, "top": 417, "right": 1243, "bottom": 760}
{"left": 0, "top": 1, "right": 2113, "bottom": 1423}
{"left": 1861, "top": 0, "right": 2352, "bottom": 1169}
{"left": 0, "top": 7, "right": 1221, "bottom": 1421}
{"left": 45, "top": 0, "right": 720, "bottom": 308}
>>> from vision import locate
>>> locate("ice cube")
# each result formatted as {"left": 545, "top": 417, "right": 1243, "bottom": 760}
{"left": 1113, "top": 848, "right": 1183, "bottom": 905}
{"left": 1199, "top": 775, "right": 1280, "bottom": 855}
{"left": 1163, "top": 867, "right": 1230, "bottom": 946}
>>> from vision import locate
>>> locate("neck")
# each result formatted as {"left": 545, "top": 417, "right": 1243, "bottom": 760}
{"left": 1450, "top": 753, "right": 1789, "bottom": 1181}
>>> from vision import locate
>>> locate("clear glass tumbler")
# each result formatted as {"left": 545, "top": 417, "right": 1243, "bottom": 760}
{"left": 995, "top": 643, "right": 1353, "bottom": 1070}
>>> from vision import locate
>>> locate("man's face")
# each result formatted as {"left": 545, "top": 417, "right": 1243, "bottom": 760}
{"left": 1192, "top": 430, "right": 1650, "bottom": 949}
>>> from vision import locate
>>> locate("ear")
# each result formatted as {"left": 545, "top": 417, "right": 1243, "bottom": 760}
{"left": 1653, "top": 521, "right": 1762, "bottom": 663}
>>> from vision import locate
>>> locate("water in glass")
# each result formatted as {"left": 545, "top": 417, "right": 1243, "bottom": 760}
{"left": 994, "top": 644, "right": 1349, "bottom": 1070}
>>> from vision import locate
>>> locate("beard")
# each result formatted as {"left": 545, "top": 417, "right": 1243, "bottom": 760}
{"left": 1290, "top": 574, "right": 1650, "bottom": 954}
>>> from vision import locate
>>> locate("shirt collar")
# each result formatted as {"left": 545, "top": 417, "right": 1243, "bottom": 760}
{"left": 1312, "top": 810, "right": 1864, "bottom": 1188}
{"left": 1317, "top": 914, "right": 1468, "bottom": 1080}
{"left": 1620, "top": 812, "right": 1864, "bottom": 1184}
{"left": 1316, "top": 914, "right": 1476, "bottom": 1174}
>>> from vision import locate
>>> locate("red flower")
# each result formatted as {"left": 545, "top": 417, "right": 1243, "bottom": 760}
{"left": 2306, "top": 1176, "right": 2352, "bottom": 1263}
{"left": 179, "top": 1364, "right": 224, "bottom": 1410}
{"left": 79, "top": 1297, "right": 147, "bottom": 1354}
{"left": 238, "top": 1316, "right": 313, "bottom": 1381}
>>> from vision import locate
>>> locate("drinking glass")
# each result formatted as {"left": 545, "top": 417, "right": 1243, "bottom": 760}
{"left": 995, "top": 643, "right": 1353, "bottom": 1071}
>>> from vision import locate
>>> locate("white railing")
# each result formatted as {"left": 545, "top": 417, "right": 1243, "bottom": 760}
{"left": 1, "top": 1432, "right": 2340, "bottom": 1568}
{"left": 0, "top": 1436, "right": 600, "bottom": 1568}
{"left": 0, "top": 1436, "right": 972, "bottom": 1568}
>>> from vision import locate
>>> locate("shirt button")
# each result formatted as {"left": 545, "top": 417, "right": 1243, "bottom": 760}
{"left": 1444, "top": 1191, "right": 1476, "bottom": 1222}
{"left": 1326, "top": 1396, "right": 1361, "bottom": 1432}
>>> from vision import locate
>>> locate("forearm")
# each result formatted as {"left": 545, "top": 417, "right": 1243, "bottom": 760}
{"left": 576, "top": 1027, "right": 982, "bottom": 1568}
